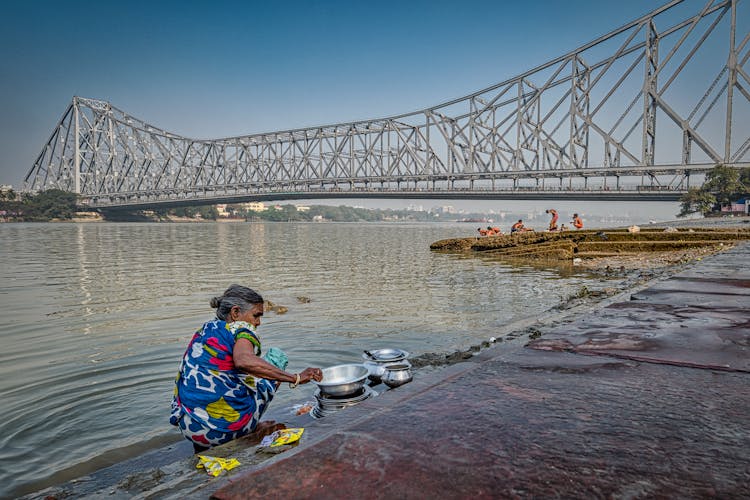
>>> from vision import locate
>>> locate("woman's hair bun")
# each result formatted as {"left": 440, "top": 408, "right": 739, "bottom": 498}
{"left": 209, "top": 296, "right": 221, "bottom": 309}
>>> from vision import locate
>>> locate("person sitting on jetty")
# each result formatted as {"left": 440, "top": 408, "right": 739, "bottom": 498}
{"left": 170, "top": 284, "right": 323, "bottom": 452}
{"left": 486, "top": 226, "right": 502, "bottom": 236}
{"left": 573, "top": 213, "right": 583, "bottom": 229}
{"left": 477, "top": 227, "right": 488, "bottom": 237}
{"left": 511, "top": 219, "right": 531, "bottom": 233}
{"left": 546, "top": 209, "right": 559, "bottom": 231}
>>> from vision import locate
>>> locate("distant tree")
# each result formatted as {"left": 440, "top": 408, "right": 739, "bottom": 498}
{"left": 21, "top": 189, "right": 79, "bottom": 220}
{"left": 259, "top": 204, "right": 305, "bottom": 221}
{"left": 678, "top": 165, "right": 750, "bottom": 217}
{"left": 244, "top": 209, "right": 261, "bottom": 220}
{"left": 702, "top": 164, "right": 744, "bottom": 206}
{"left": 678, "top": 187, "right": 716, "bottom": 217}
{"left": 0, "top": 188, "right": 16, "bottom": 201}
{"left": 740, "top": 168, "right": 750, "bottom": 194}
{"left": 171, "top": 206, "right": 198, "bottom": 218}
{"left": 197, "top": 205, "right": 219, "bottom": 220}
{"left": 0, "top": 196, "right": 22, "bottom": 219}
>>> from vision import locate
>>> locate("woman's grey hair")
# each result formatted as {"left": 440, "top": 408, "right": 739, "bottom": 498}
{"left": 210, "top": 284, "right": 264, "bottom": 321}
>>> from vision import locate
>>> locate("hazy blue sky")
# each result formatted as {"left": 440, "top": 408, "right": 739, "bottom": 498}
{"left": 1, "top": 0, "right": 680, "bottom": 188}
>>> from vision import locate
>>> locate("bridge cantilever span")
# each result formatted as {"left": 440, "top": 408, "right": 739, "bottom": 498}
{"left": 24, "top": 0, "right": 750, "bottom": 209}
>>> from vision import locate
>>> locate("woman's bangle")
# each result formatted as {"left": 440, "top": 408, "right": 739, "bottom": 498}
{"left": 289, "top": 373, "right": 300, "bottom": 389}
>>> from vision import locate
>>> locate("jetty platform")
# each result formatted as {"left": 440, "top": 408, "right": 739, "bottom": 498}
{"left": 211, "top": 243, "right": 749, "bottom": 499}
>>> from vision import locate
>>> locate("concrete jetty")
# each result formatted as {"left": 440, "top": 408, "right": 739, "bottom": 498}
{"left": 211, "top": 243, "right": 749, "bottom": 499}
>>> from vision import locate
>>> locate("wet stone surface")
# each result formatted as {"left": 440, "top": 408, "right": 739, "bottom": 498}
{"left": 528, "top": 245, "right": 750, "bottom": 373}
{"left": 213, "top": 348, "right": 750, "bottom": 499}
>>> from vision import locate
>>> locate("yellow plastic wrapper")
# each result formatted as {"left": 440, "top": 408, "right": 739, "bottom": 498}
{"left": 196, "top": 455, "right": 241, "bottom": 477}
{"left": 259, "top": 427, "right": 305, "bottom": 448}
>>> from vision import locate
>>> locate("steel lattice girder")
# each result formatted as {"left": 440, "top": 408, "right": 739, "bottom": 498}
{"left": 23, "top": 0, "right": 750, "bottom": 208}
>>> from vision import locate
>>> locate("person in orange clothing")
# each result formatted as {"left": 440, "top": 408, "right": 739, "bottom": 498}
{"left": 511, "top": 219, "right": 531, "bottom": 233}
{"left": 572, "top": 213, "right": 583, "bottom": 229}
{"left": 545, "top": 209, "right": 558, "bottom": 231}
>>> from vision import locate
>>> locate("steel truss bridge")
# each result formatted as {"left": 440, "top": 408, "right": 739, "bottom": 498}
{"left": 24, "top": 0, "right": 750, "bottom": 209}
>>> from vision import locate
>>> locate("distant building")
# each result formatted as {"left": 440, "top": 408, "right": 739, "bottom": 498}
{"left": 0, "top": 185, "right": 16, "bottom": 200}
{"left": 431, "top": 205, "right": 457, "bottom": 215}
{"left": 216, "top": 204, "right": 230, "bottom": 217}
{"left": 240, "top": 202, "right": 266, "bottom": 212}
{"left": 721, "top": 199, "right": 749, "bottom": 214}
{"left": 295, "top": 205, "right": 310, "bottom": 212}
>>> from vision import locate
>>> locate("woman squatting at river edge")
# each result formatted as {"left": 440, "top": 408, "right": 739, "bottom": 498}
{"left": 170, "top": 284, "right": 323, "bottom": 452}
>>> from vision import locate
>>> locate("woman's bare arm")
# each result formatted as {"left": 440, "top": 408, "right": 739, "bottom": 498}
{"left": 233, "top": 339, "right": 321, "bottom": 383}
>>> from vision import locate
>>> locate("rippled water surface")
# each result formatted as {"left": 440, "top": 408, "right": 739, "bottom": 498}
{"left": 0, "top": 222, "right": 604, "bottom": 496}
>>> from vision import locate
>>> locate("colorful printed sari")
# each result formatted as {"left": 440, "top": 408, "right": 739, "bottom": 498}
{"left": 170, "top": 319, "right": 276, "bottom": 448}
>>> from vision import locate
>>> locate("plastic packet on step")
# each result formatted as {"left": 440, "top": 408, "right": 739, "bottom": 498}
{"left": 259, "top": 427, "right": 304, "bottom": 448}
{"left": 196, "top": 455, "right": 241, "bottom": 477}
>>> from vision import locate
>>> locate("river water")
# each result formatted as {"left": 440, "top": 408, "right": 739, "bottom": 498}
{"left": 0, "top": 222, "right": 612, "bottom": 497}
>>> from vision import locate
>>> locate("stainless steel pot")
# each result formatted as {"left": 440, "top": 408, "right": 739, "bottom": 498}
{"left": 364, "top": 359, "right": 411, "bottom": 383}
{"left": 363, "top": 348, "right": 410, "bottom": 384}
{"left": 314, "top": 364, "right": 369, "bottom": 397}
{"left": 381, "top": 363, "right": 413, "bottom": 388}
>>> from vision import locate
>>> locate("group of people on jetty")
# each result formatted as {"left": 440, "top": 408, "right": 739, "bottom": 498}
{"left": 476, "top": 209, "right": 583, "bottom": 237}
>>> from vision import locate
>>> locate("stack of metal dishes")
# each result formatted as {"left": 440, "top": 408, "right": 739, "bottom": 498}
{"left": 362, "top": 348, "right": 410, "bottom": 384}
{"left": 311, "top": 385, "right": 376, "bottom": 418}
{"left": 313, "top": 364, "right": 369, "bottom": 397}
{"left": 311, "top": 363, "right": 375, "bottom": 418}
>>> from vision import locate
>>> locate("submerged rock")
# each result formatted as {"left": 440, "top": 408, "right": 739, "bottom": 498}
{"left": 264, "top": 301, "right": 289, "bottom": 314}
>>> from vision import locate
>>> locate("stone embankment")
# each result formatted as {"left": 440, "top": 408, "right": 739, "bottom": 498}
{"left": 430, "top": 226, "right": 750, "bottom": 261}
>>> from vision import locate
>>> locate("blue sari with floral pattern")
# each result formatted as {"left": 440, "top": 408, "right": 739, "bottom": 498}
{"left": 170, "top": 319, "right": 276, "bottom": 448}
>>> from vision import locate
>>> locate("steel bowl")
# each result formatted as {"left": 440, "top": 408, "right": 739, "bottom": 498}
{"left": 314, "top": 364, "right": 369, "bottom": 397}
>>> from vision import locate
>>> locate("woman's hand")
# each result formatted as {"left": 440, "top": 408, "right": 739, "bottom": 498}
{"left": 298, "top": 367, "right": 323, "bottom": 384}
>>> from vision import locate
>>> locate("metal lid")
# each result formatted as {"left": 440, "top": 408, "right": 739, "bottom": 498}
{"left": 362, "top": 348, "right": 409, "bottom": 362}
